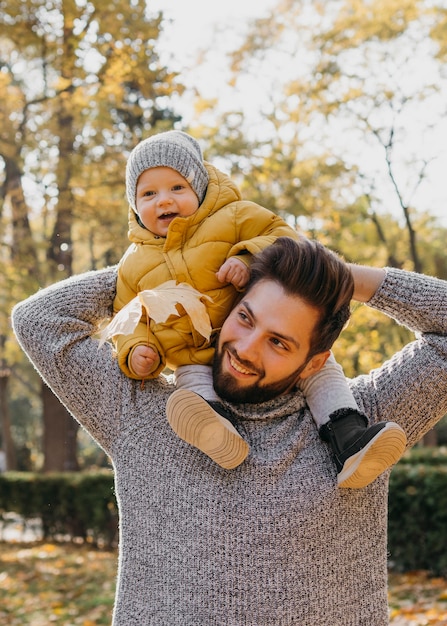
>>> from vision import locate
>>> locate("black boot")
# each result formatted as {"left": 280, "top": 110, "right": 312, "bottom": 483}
{"left": 319, "top": 409, "right": 407, "bottom": 488}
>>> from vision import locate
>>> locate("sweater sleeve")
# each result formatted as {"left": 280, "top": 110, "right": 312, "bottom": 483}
{"left": 351, "top": 267, "right": 447, "bottom": 447}
{"left": 11, "top": 267, "right": 126, "bottom": 456}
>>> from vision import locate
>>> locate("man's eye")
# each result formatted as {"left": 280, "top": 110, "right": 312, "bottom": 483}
{"left": 237, "top": 311, "right": 249, "bottom": 323}
{"left": 271, "top": 337, "right": 287, "bottom": 350}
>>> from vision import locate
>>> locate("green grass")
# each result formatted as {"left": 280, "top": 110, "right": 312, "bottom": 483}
{"left": 1, "top": 542, "right": 447, "bottom": 625}
{"left": 0, "top": 542, "right": 116, "bottom": 625}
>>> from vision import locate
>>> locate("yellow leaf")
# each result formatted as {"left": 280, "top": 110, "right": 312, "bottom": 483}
{"left": 139, "top": 281, "right": 212, "bottom": 339}
{"left": 98, "top": 297, "right": 144, "bottom": 347}
{"left": 99, "top": 281, "right": 212, "bottom": 347}
{"left": 41, "top": 543, "right": 57, "bottom": 552}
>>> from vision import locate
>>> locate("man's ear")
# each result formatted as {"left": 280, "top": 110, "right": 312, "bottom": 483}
{"left": 298, "top": 350, "right": 331, "bottom": 380}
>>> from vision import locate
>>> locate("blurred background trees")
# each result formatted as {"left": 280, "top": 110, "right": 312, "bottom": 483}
{"left": 1, "top": 0, "right": 446, "bottom": 471}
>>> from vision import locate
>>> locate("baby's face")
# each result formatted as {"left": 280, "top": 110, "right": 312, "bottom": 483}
{"left": 135, "top": 166, "right": 199, "bottom": 237}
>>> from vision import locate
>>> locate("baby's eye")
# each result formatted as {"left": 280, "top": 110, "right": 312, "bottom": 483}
{"left": 172, "top": 184, "right": 184, "bottom": 191}
{"left": 143, "top": 190, "right": 156, "bottom": 197}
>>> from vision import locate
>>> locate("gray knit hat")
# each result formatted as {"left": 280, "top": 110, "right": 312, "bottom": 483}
{"left": 126, "top": 130, "right": 209, "bottom": 212}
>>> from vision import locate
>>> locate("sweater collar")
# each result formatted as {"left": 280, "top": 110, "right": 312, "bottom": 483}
{"left": 220, "top": 389, "right": 307, "bottom": 422}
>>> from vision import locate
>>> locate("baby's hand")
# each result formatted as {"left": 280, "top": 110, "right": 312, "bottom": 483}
{"left": 130, "top": 345, "right": 158, "bottom": 378}
{"left": 216, "top": 257, "right": 250, "bottom": 289}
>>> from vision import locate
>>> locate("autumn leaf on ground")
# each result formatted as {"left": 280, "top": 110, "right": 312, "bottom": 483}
{"left": 0, "top": 542, "right": 116, "bottom": 625}
{"left": 99, "top": 281, "right": 213, "bottom": 347}
{"left": 2, "top": 541, "right": 447, "bottom": 625}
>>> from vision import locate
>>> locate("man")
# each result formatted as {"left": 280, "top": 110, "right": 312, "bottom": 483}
{"left": 12, "top": 236, "right": 447, "bottom": 625}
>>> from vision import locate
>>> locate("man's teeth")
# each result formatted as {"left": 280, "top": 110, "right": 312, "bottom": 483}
{"left": 229, "top": 354, "right": 252, "bottom": 375}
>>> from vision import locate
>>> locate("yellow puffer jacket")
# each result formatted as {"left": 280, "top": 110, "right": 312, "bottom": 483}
{"left": 114, "top": 162, "right": 299, "bottom": 379}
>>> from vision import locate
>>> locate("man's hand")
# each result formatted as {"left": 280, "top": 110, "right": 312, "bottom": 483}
{"left": 216, "top": 257, "right": 250, "bottom": 289}
{"left": 130, "top": 345, "right": 159, "bottom": 378}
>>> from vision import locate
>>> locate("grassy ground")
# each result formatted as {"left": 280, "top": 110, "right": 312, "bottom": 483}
{"left": 1, "top": 542, "right": 447, "bottom": 625}
{"left": 0, "top": 542, "right": 116, "bottom": 625}
{"left": 388, "top": 570, "right": 447, "bottom": 625}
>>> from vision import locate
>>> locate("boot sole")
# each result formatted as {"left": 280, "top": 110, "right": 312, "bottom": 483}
{"left": 337, "top": 422, "right": 407, "bottom": 488}
{"left": 166, "top": 389, "right": 249, "bottom": 470}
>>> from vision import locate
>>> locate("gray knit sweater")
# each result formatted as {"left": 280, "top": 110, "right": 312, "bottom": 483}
{"left": 12, "top": 267, "right": 447, "bottom": 625}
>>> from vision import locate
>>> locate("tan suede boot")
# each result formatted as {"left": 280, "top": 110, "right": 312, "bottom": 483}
{"left": 166, "top": 389, "right": 249, "bottom": 470}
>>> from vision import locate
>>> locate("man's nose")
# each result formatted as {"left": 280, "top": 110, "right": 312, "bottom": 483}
{"left": 235, "top": 332, "right": 260, "bottom": 362}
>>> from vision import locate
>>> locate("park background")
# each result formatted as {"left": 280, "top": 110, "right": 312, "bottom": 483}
{"left": 1, "top": 0, "right": 447, "bottom": 624}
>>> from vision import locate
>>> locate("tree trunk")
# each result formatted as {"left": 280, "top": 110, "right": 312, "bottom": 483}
{"left": 42, "top": 23, "right": 78, "bottom": 468}
{"left": 42, "top": 382, "right": 79, "bottom": 472}
{"left": 422, "top": 428, "right": 438, "bottom": 447}
{"left": 0, "top": 366, "right": 17, "bottom": 471}
{"left": 6, "top": 156, "right": 39, "bottom": 273}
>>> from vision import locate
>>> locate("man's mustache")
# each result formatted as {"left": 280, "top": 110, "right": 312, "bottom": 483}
{"left": 220, "top": 342, "right": 265, "bottom": 378}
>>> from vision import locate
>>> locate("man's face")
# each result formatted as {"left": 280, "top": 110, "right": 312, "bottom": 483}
{"left": 213, "top": 279, "right": 330, "bottom": 403}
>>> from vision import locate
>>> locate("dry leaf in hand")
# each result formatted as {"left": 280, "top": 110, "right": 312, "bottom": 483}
{"left": 98, "top": 298, "right": 145, "bottom": 348}
{"left": 99, "top": 281, "right": 212, "bottom": 347}
{"left": 138, "top": 280, "right": 212, "bottom": 338}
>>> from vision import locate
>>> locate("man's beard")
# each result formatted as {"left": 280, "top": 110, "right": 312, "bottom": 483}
{"left": 212, "top": 341, "right": 308, "bottom": 404}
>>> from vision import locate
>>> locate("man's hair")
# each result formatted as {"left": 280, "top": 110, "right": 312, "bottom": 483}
{"left": 247, "top": 236, "right": 354, "bottom": 358}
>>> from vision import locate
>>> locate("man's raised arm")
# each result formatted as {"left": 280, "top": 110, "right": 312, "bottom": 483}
{"left": 12, "top": 267, "right": 124, "bottom": 452}
{"left": 349, "top": 265, "right": 447, "bottom": 447}
{"left": 349, "top": 264, "right": 386, "bottom": 303}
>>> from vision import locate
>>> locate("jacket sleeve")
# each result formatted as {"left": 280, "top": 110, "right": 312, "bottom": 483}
{"left": 11, "top": 267, "right": 125, "bottom": 455}
{"left": 113, "top": 252, "right": 165, "bottom": 380}
{"left": 226, "top": 202, "right": 300, "bottom": 260}
{"left": 114, "top": 320, "right": 166, "bottom": 380}
{"left": 351, "top": 267, "right": 447, "bottom": 447}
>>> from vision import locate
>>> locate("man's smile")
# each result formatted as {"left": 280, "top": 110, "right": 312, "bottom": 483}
{"left": 226, "top": 348, "right": 261, "bottom": 379}
{"left": 228, "top": 353, "right": 252, "bottom": 375}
